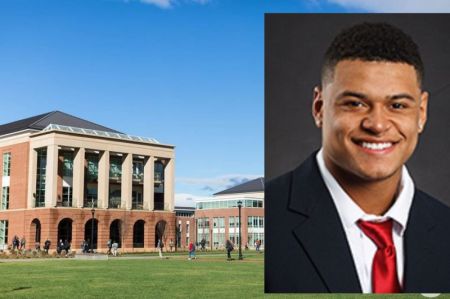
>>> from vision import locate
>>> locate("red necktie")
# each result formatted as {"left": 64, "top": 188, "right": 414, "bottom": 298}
{"left": 357, "top": 219, "right": 401, "bottom": 293}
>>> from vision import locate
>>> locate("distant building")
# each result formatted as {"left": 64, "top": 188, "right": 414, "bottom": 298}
{"left": 195, "top": 178, "right": 264, "bottom": 250}
{"left": 174, "top": 206, "right": 195, "bottom": 250}
{"left": 0, "top": 111, "right": 175, "bottom": 252}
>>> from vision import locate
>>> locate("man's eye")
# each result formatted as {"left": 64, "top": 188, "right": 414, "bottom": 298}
{"left": 346, "top": 101, "right": 364, "bottom": 107}
{"left": 391, "top": 103, "right": 405, "bottom": 109}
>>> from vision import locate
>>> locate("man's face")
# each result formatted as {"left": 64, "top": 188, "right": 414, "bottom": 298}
{"left": 313, "top": 60, "right": 428, "bottom": 182}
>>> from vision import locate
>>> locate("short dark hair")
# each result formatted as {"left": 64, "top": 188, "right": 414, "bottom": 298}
{"left": 321, "top": 22, "right": 424, "bottom": 87}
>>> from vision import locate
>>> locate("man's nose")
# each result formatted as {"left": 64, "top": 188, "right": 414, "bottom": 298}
{"left": 361, "top": 106, "right": 391, "bottom": 134}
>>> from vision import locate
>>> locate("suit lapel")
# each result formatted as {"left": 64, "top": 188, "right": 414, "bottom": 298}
{"left": 288, "top": 154, "right": 362, "bottom": 293}
{"left": 403, "top": 190, "right": 436, "bottom": 292}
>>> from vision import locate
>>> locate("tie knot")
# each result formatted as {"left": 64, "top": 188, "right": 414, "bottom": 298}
{"left": 357, "top": 219, "right": 394, "bottom": 249}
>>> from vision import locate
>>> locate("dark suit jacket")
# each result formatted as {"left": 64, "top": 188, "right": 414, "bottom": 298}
{"left": 265, "top": 153, "right": 450, "bottom": 293}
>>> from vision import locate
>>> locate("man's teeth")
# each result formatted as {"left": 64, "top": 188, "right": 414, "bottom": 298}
{"left": 361, "top": 142, "right": 392, "bottom": 150}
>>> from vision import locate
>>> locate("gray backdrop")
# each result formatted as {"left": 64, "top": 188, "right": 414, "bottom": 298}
{"left": 265, "top": 14, "right": 450, "bottom": 206}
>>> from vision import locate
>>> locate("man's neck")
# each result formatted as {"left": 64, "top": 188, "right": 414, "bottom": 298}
{"left": 328, "top": 167, "right": 402, "bottom": 216}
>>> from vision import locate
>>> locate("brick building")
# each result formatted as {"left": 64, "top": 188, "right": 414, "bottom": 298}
{"left": 0, "top": 111, "right": 175, "bottom": 252}
{"left": 195, "top": 178, "right": 264, "bottom": 250}
{"left": 174, "top": 206, "right": 195, "bottom": 250}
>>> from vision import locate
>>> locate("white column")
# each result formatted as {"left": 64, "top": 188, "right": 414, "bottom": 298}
{"left": 73, "top": 147, "right": 85, "bottom": 208}
{"left": 44, "top": 144, "right": 59, "bottom": 208}
{"left": 143, "top": 156, "right": 154, "bottom": 210}
{"left": 121, "top": 153, "right": 132, "bottom": 210}
{"left": 27, "top": 148, "right": 38, "bottom": 208}
{"left": 98, "top": 150, "right": 109, "bottom": 209}
{"left": 164, "top": 158, "right": 175, "bottom": 211}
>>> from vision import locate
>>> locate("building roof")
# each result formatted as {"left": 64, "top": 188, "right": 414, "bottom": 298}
{"left": 213, "top": 177, "right": 264, "bottom": 196}
{"left": 0, "top": 111, "right": 122, "bottom": 136}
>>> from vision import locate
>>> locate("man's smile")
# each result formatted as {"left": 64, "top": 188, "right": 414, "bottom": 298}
{"left": 351, "top": 138, "right": 399, "bottom": 154}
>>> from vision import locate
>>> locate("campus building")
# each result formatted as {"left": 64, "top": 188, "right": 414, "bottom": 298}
{"left": 174, "top": 206, "right": 195, "bottom": 250}
{"left": 195, "top": 178, "right": 264, "bottom": 250}
{"left": 0, "top": 111, "right": 175, "bottom": 252}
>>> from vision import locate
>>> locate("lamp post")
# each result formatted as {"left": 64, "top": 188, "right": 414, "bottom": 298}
{"left": 237, "top": 200, "right": 243, "bottom": 260}
{"left": 90, "top": 199, "right": 95, "bottom": 254}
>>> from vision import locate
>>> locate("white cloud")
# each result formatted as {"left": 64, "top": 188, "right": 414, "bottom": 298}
{"left": 139, "top": 0, "right": 172, "bottom": 8}
{"left": 177, "top": 174, "right": 262, "bottom": 193}
{"left": 327, "top": 0, "right": 450, "bottom": 12}
{"left": 175, "top": 193, "right": 208, "bottom": 207}
{"left": 135, "top": 0, "right": 210, "bottom": 9}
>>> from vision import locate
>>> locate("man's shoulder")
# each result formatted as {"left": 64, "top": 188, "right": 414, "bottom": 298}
{"left": 266, "top": 152, "right": 319, "bottom": 193}
{"left": 414, "top": 188, "right": 450, "bottom": 220}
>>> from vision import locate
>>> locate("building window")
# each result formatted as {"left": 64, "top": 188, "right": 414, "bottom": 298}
{"left": 109, "top": 156, "right": 122, "bottom": 179}
{"left": 35, "top": 148, "right": 47, "bottom": 207}
{"left": 248, "top": 216, "right": 264, "bottom": 228}
{"left": 196, "top": 199, "right": 263, "bottom": 210}
{"left": 62, "top": 186, "right": 72, "bottom": 207}
{"left": 0, "top": 220, "right": 8, "bottom": 249}
{"left": 229, "top": 216, "right": 235, "bottom": 228}
{"left": 62, "top": 152, "right": 73, "bottom": 177}
{"left": 132, "top": 191, "right": 143, "bottom": 210}
{"left": 2, "top": 152, "right": 11, "bottom": 176}
{"left": 86, "top": 154, "right": 99, "bottom": 181}
{"left": 1, "top": 187, "right": 9, "bottom": 210}
{"left": 132, "top": 160, "right": 144, "bottom": 181}
{"left": 154, "top": 161, "right": 164, "bottom": 183}
{"left": 109, "top": 189, "right": 121, "bottom": 208}
{"left": 248, "top": 232, "right": 264, "bottom": 247}
{"left": 197, "top": 218, "right": 210, "bottom": 247}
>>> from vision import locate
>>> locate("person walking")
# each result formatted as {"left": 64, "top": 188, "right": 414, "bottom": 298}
{"left": 157, "top": 239, "right": 164, "bottom": 258}
{"left": 225, "top": 239, "right": 234, "bottom": 261}
{"left": 188, "top": 241, "right": 196, "bottom": 260}
{"left": 112, "top": 241, "right": 119, "bottom": 256}
{"left": 20, "top": 237, "right": 26, "bottom": 250}
{"left": 200, "top": 238, "right": 206, "bottom": 252}
{"left": 44, "top": 239, "right": 51, "bottom": 254}
{"left": 107, "top": 239, "right": 112, "bottom": 255}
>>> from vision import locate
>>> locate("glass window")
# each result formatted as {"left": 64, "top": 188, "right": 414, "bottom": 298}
{"left": 154, "top": 161, "right": 164, "bottom": 183}
{"left": 248, "top": 216, "right": 253, "bottom": 227}
{"left": 1, "top": 187, "right": 9, "bottom": 210}
{"left": 2, "top": 152, "right": 11, "bottom": 176}
{"left": 229, "top": 216, "right": 235, "bottom": 228}
{"left": 62, "top": 152, "right": 73, "bottom": 177}
{"left": 35, "top": 148, "right": 47, "bottom": 207}
{"left": 86, "top": 154, "right": 99, "bottom": 181}
{"left": 132, "top": 160, "right": 144, "bottom": 181}
{"left": 109, "top": 156, "right": 122, "bottom": 179}
{"left": 0, "top": 220, "right": 8, "bottom": 246}
{"left": 62, "top": 186, "right": 72, "bottom": 207}
{"left": 132, "top": 191, "right": 143, "bottom": 210}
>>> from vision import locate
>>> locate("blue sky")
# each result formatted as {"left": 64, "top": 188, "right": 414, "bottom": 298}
{"left": 1, "top": 0, "right": 449, "bottom": 206}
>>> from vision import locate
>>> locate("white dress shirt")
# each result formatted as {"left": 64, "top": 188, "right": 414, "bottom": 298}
{"left": 316, "top": 149, "right": 415, "bottom": 293}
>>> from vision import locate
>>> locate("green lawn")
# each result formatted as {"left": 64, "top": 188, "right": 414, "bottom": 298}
{"left": 0, "top": 252, "right": 263, "bottom": 298}
{"left": 0, "top": 252, "right": 444, "bottom": 298}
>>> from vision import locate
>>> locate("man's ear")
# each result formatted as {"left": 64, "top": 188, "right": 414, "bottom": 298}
{"left": 418, "top": 91, "right": 429, "bottom": 133}
{"left": 312, "top": 86, "right": 324, "bottom": 128}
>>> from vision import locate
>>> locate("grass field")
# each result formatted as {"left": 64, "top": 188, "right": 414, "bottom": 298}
{"left": 0, "top": 252, "right": 443, "bottom": 298}
{"left": 0, "top": 251, "right": 263, "bottom": 298}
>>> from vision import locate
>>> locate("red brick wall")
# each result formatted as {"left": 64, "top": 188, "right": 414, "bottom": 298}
{"left": 195, "top": 207, "right": 264, "bottom": 249}
{"left": 0, "top": 142, "right": 30, "bottom": 210}
{"left": 2, "top": 208, "right": 175, "bottom": 253}
{"left": 175, "top": 215, "right": 196, "bottom": 250}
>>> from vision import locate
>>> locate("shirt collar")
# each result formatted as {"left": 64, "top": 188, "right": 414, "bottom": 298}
{"left": 316, "top": 149, "right": 415, "bottom": 236}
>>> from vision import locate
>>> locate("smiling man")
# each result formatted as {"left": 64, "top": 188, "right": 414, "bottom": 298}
{"left": 266, "top": 22, "right": 450, "bottom": 293}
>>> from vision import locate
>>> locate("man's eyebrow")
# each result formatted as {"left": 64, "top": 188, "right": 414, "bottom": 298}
{"left": 336, "top": 91, "right": 417, "bottom": 102}
{"left": 337, "top": 91, "right": 367, "bottom": 99}
{"left": 388, "top": 93, "right": 416, "bottom": 101}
